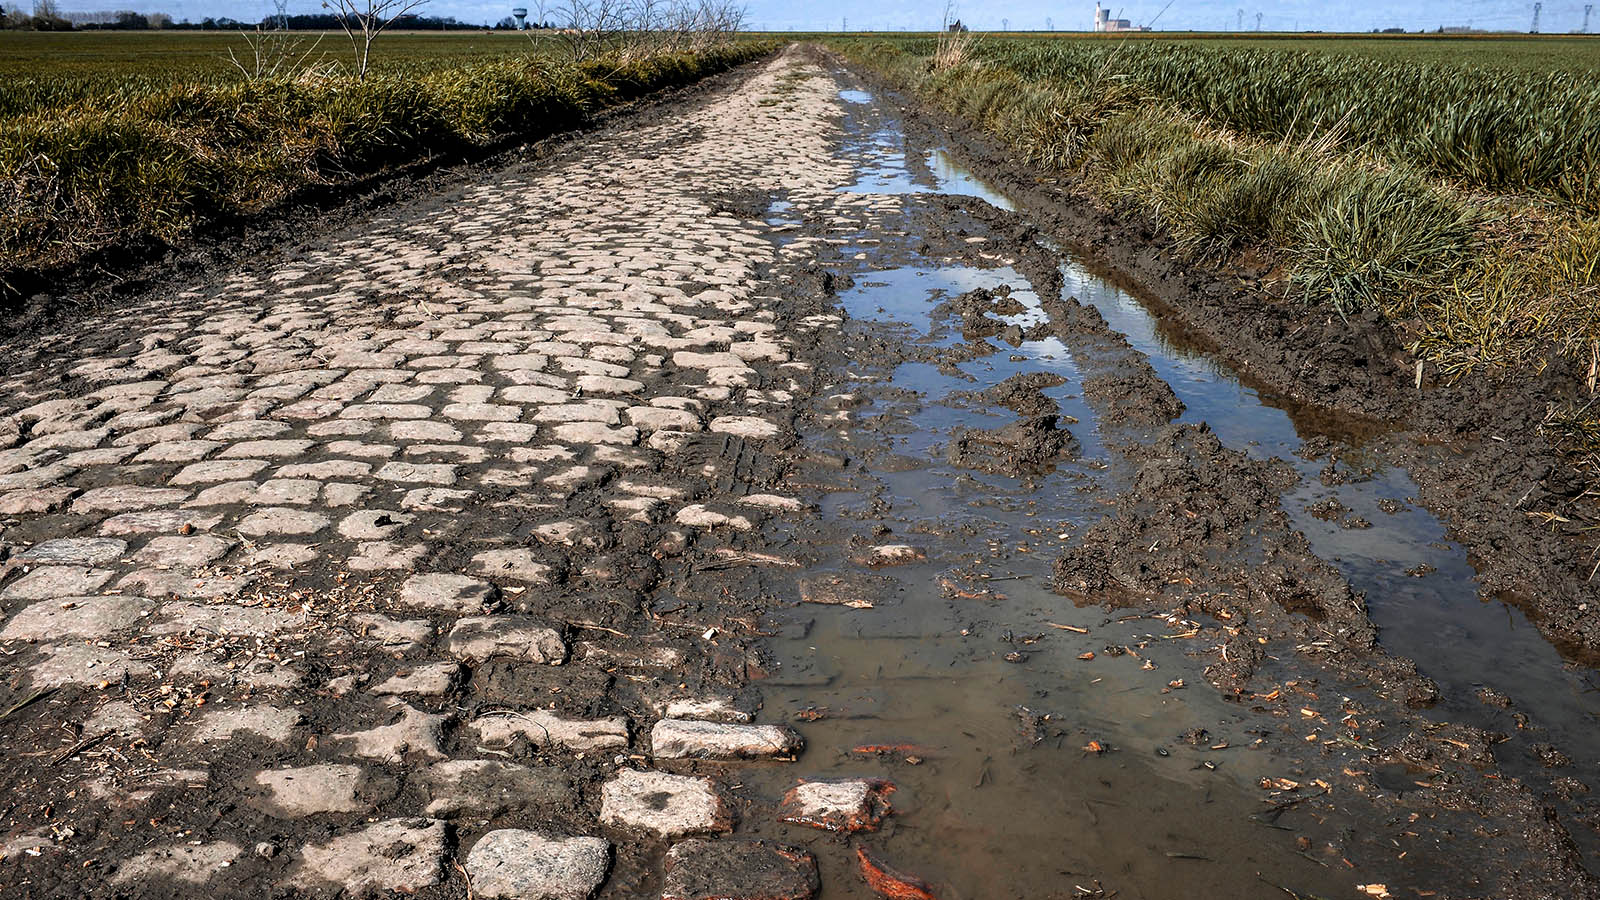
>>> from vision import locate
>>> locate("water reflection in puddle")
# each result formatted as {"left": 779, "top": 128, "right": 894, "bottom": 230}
{"left": 742, "top": 81, "right": 1600, "bottom": 898}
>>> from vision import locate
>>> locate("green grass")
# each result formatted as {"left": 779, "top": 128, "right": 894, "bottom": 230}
{"left": 768, "top": 31, "right": 1600, "bottom": 71}
{"left": 0, "top": 35, "right": 773, "bottom": 287}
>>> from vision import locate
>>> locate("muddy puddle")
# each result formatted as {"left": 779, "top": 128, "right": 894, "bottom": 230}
{"left": 1054, "top": 245, "right": 1600, "bottom": 800}
{"left": 729, "top": 79, "right": 1600, "bottom": 897}
{"left": 850, "top": 71, "right": 1600, "bottom": 793}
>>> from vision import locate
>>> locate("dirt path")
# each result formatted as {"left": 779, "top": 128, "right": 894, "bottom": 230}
{"left": 1, "top": 47, "right": 1597, "bottom": 900}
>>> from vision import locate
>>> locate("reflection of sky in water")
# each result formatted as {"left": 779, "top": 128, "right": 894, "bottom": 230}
{"left": 834, "top": 90, "right": 1017, "bottom": 211}
{"left": 841, "top": 264, "right": 1102, "bottom": 460}
{"left": 828, "top": 81, "right": 1600, "bottom": 780}
{"left": 927, "top": 147, "right": 1016, "bottom": 211}
{"left": 1055, "top": 237, "right": 1600, "bottom": 777}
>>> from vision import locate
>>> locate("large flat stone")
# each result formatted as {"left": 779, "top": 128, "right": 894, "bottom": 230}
{"left": 777, "top": 778, "right": 895, "bottom": 833}
{"left": 2, "top": 566, "right": 115, "bottom": 600}
{"left": 470, "top": 549, "right": 554, "bottom": 583}
{"left": 16, "top": 538, "right": 127, "bottom": 565}
{"left": 72, "top": 486, "right": 189, "bottom": 513}
{"left": 236, "top": 508, "right": 331, "bottom": 537}
{"left": 187, "top": 705, "right": 303, "bottom": 743}
{"left": 99, "top": 509, "right": 225, "bottom": 536}
{"left": 150, "top": 601, "right": 302, "bottom": 636}
{"left": 371, "top": 661, "right": 463, "bottom": 697}
{"left": 111, "top": 841, "right": 242, "bottom": 886}
{"left": 470, "top": 710, "right": 628, "bottom": 752}
{"left": 117, "top": 569, "right": 254, "bottom": 599}
{"left": 289, "top": 818, "right": 447, "bottom": 896}
{"left": 599, "top": 769, "right": 730, "bottom": 839}
{"left": 465, "top": 829, "right": 611, "bottom": 900}
{"left": 447, "top": 616, "right": 566, "bottom": 663}
{"left": 651, "top": 719, "right": 803, "bottom": 760}
{"left": 26, "top": 643, "right": 154, "bottom": 687}
{"left": 1, "top": 596, "right": 154, "bottom": 640}
{"left": 250, "top": 764, "right": 381, "bottom": 818}
{"left": 132, "top": 534, "right": 236, "bottom": 567}
{"left": 399, "top": 574, "right": 499, "bottom": 613}
{"left": 331, "top": 701, "right": 448, "bottom": 763}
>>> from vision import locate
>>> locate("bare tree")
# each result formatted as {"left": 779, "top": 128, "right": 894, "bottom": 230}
{"left": 321, "top": 0, "right": 431, "bottom": 79}
{"left": 228, "top": 27, "right": 334, "bottom": 82}
{"left": 539, "top": 0, "right": 744, "bottom": 63}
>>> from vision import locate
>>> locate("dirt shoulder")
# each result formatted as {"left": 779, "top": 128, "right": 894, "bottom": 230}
{"left": 821, "top": 47, "right": 1600, "bottom": 660}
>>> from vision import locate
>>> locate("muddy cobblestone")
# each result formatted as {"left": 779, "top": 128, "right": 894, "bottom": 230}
{"left": 0, "top": 48, "right": 852, "bottom": 898}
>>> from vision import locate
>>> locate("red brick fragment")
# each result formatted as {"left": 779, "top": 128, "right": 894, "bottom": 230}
{"left": 856, "top": 848, "right": 939, "bottom": 900}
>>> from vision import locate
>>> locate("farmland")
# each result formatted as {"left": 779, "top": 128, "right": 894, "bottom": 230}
{"left": 0, "top": 31, "right": 538, "bottom": 118}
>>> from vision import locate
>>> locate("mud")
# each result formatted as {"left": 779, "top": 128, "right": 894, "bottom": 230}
{"left": 834, "top": 55, "right": 1600, "bottom": 663}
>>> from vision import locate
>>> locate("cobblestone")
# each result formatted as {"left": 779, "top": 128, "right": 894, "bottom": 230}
{"left": 599, "top": 769, "right": 731, "bottom": 838}
{"left": 464, "top": 829, "right": 611, "bottom": 900}
{"left": 0, "top": 47, "right": 856, "bottom": 899}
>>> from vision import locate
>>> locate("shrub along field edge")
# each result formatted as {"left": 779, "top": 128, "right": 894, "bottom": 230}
{"left": 825, "top": 37, "right": 1600, "bottom": 487}
{"left": 0, "top": 42, "right": 775, "bottom": 292}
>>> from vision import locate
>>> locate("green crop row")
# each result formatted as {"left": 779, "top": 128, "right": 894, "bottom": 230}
{"left": 0, "top": 32, "right": 569, "bottom": 122}
{"left": 872, "top": 36, "right": 1600, "bottom": 209}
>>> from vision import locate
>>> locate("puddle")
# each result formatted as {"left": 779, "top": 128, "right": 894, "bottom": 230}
{"left": 753, "top": 261, "right": 1355, "bottom": 896}
{"left": 835, "top": 88, "right": 1016, "bottom": 210}
{"left": 737, "top": 78, "right": 1600, "bottom": 897}
{"left": 1056, "top": 260, "right": 1600, "bottom": 788}
{"left": 725, "top": 85, "right": 1373, "bottom": 900}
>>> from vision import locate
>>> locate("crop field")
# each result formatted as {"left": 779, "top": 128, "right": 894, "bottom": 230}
{"left": 871, "top": 32, "right": 1600, "bottom": 71}
{"left": 0, "top": 31, "right": 550, "bottom": 119}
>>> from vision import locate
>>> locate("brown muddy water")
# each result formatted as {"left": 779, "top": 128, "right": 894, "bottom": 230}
{"left": 725, "top": 82, "right": 1600, "bottom": 898}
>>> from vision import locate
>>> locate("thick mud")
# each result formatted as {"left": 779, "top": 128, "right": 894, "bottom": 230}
{"left": 757, "top": 54, "right": 1600, "bottom": 899}
{"left": 830, "top": 53, "right": 1600, "bottom": 672}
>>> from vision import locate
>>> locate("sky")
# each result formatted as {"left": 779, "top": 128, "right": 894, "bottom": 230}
{"left": 48, "top": 0, "right": 1600, "bottom": 34}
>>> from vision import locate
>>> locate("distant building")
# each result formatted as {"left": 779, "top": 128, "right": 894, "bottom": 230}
{"left": 1093, "top": 3, "right": 1149, "bottom": 31}
{"left": 947, "top": 19, "right": 967, "bottom": 32}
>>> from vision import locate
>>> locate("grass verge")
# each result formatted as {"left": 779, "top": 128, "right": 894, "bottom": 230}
{"left": 0, "top": 43, "right": 773, "bottom": 290}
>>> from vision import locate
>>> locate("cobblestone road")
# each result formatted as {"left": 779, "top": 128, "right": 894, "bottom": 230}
{"left": 0, "top": 48, "right": 878, "bottom": 898}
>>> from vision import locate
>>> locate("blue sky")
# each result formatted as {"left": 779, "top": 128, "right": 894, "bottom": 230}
{"left": 54, "top": 0, "right": 1600, "bottom": 33}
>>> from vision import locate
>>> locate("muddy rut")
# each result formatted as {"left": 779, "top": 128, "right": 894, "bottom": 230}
{"left": 0, "top": 46, "right": 1597, "bottom": 900}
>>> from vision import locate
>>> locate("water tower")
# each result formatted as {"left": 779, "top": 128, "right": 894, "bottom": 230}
{"left": 512, "top": 6, "right": 528, "bottom": 29}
